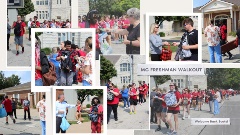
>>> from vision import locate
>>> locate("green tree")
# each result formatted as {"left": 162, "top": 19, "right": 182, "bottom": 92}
{"left": 155, "top": 16, "right": 189, "bottom": 26}
{"left": 89, "top": 0, "right": 140, "bottom": 16}
{"left": 76, "top": 89, "right": 103, "bottom": 104}
{"left": 0, "top": 72, "right": 21, "bottom": 90}
{"left": 100, "top": 55, "right": 117, "bottom": 83}
{"left": 153, "top": 75, "right": 171, "bottom": 87}
{"left": 17, "top": 0, "right": 35, "bottom": 17}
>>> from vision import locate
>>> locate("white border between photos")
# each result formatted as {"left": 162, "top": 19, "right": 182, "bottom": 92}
{"left": 145, "top": 13, "right": 202, "bottom": 64}
{"left": 52, "top": 86, "right": 107, "bottom": 135}
{"left": 31, "top": 28, "right": 96, "bottom": 92}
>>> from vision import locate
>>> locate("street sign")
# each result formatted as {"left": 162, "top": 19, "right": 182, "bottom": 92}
{"left": 7, "top": 0, "right": 24, "bottom": 8}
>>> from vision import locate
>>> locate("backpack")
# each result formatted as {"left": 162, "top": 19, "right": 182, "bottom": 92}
{"left": 14, "top": 22, "right": 22, "bottom": 36}
{"left": 61, "top": 51, "right": 74, "bottom": 73}
{"left": 89, "top": 105, "right": 100, "bottom": 122}
{"left": 40, "top": 51, "right": 57, "bottom": 86}
{"left": 107, "top": 91, "right": 114, "bottom": 101}
{"left": 164, "top": 91, "right": 177, "bottom": 106}
{"left": 153, "top": 98, "right": 162, "bottom": 112}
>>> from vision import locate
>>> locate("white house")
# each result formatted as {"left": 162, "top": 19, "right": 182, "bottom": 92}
{"left": 39, "top": 32, "right": 92, "bottom": 49}
{"left": 102, "top": 55, "right": 149, "bottom": 88}
{"left": 150, "top": 75, "right": 207, "bottom": 92}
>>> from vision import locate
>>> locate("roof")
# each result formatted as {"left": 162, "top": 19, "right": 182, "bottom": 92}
{"left": 198, "top": 0, "right": 239, "bottom": 11}
{"left": 0, "top": 82, "right": 31, "bottom": 93}
{"left": 193, "top": 6, "right": 202, "bottom": 13}
{"left": 103, "top": 55, "right": 121, "bottom": 65}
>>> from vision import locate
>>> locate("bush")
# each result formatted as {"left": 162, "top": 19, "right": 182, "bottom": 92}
{"left": 229, "top": 31, "right": 236, "bottom": 37}
{"left": 159, "top": 32, "right": 165, "bottom": 37}
{"left": 41, "top": 47, "right": 51, "bottom": 55}
{"left": 86, "top": 104, "right": 91, "bottom": 108}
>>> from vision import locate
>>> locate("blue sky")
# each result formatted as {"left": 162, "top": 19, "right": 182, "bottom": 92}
{"left": 2, "top": 71, "right": 31, "bottom": 84}
{"left": 193, "top": 0, "right": 211, "bottom": 8}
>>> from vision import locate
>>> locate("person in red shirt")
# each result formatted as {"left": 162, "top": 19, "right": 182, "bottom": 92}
{"left": 182, "top": 88, "right": 191, "bottom": 120}
{"left": 75, "top": 100, "right": 82, "bottom": 124}
{"left": 12, "top": 15, "right": 26, "bottom": 56}
{"left": 197, "top": 90, "right": 204, "bottom": 111}
{"left": 129, "top": 83, "right": 139, "bottom": 114}
{"left": 2, "top": 96, "right": 16, "bottom": 124}
{"left": 219, "top": 20, "right": 232, "bottom": 58}
{"left": 138, "top": 84, "right": 144, "bottom": 105}
{"left": 192, "top": 89, "right": 198, "bottom": 110}
{"left": 107, "top": 83, "right": 120, "bottom": 124}
{"left": 89, "top": 97, "right": 103, "bottom": 133}
{"left": 142, "top": 81, "right": 148, "bottom": 102}
{"left": 166, "top": 83, "right": 182, "bottom": 135}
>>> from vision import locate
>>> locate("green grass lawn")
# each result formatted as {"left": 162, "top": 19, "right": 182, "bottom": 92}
{"left": 68, "top": 116, "right": 90, "bottom": 125}
{"left": 162, "top": 45, "right": 178, "bottom": 52}
{"left": 170, "top": 37, "right": 181, "bottom": 40}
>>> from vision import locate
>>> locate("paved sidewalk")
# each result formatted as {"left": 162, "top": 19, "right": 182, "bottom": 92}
{"left": 202, "top": 35, "right": 240, "bottom": 63}
{"left": 7, "top": 34, "right": 31, "bottom": 67}
{"left": 135, "top": 95, "right": 240, "bottom": 135}
{"left": 67, "top": 121, "right": 104, "bottom": 133}
{"left": 108, "top": 98, "right": 149, "bottom": 129}
{"left": 0, "top": 109, "right": 41, "bottom": 134}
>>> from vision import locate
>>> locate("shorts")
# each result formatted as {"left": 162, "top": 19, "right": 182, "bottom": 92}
{"left": 198, "top": 98, "right": 203, "bottom": 102}
{"left": 167, "top": 110, "right": 179, "bottom": 114}
{"left": 107, "top": 32, "right": 111, "bottom": 35}
{"left": 7, "top": 112, "right": 13, "bottom": 116}
{"left": 162, "top": 107, "right": 167, "bottom": 113}
{"left": 130, "top": 99, "right": 138, "bottom": 106}
{"left": 15, "top": 36, "right": 23, "bottom": 45}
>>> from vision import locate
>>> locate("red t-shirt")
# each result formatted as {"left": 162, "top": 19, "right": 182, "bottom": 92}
{"left": 31, "top": 21, "right": 40, "bottom": 28}
{"left": 13, "top": 21, "right": 26, "bottom": 36}
{"left": 122, "top": 19, "right": 130, "bottom": 29}
{"left": 107, "top": 88, "right": 120, "bottom": 105}
{"left": 78, "top": 50, "right": 86, "bottom": 57}
{"left": 182, "top": 93, "right": 191, "bottom": 104}
{"left": 139, "top": 86, "right": 144, "bottom": 94}
{"left": 143, "top": 84, "right": 148, "bottom": 95}
{"left": 90, "top": 104, "right": 103, "bottom": 123}
{"left": 77, "top": 105, "right": 81, "bottom": 111}
{"left": 130, "top": 88, "right": 138, "bottom": 100}
{"left": 220, "top": 25, "right": 227, "bottom": 40}
{"left": 160, "top": 94, "right": 166, "bottom": 107}
{"left": 168, "top": 91, "right": 182, "bottom": 111}
{"left": 2, "top": 99, "right": 12, "bottom": 113}
{"left": 192, "top": 92, "right": 198, "bottom": 99}
{"left": 89, "top": 23, "right": 100, "bottom": 49}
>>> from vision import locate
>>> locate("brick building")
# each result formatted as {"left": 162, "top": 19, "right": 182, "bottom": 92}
{"left": 194, "top": 0, "right": 240, "bottom": 33}
{"left": 0, "top": 82, "right": 45, "bottom": 108}
{"left": 101, "top": 55, "right": 149, "bottom": 88}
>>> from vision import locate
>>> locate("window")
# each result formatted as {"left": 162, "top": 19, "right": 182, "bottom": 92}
{"left": 72, "top": 33, "right": 75, "bottom": 44}
{"left": 40, "top": 0, "right": 43, "bottom": 5}
{"left": 45, "top": 0, "right": 48, "bottom": 5}
{"left": 69, "top": 0, "right": 71, "bottom": 6}
{"left": 36, "top": 1, "right": 39, "bottom": 5}
{"left": 121, "top": 76, "right": 130, "bottom": 84}
{"left": 45, "top": 11, "right": 48, "bottom": 19}
{"left": 42, "top": 11, "right": 45, "bottom": 19}
{"left": 36, "top": 11, "right": 38, "bottom": 19}
{"left": 57, "top": 0, "right": 58, "bottom": 4}
{"left": 60, "top": 0, "right": 61, "bottom": 4}
{"left": 194, "top": 85, "right": 198, "bottom": 89}
{"left": 120, "top": 63, "right": 130, "bottom": 72}
{"left": 39, "top": 11, "right": 42, "bottom": 19}
{"left": 172, "top": 79, "right": 184, "bottom": 88}
{"left": 58, "top": 33, "right": 61, "bottom": 45}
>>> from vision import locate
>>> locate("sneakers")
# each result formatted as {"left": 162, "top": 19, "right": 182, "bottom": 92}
{"left": 16, "top": 51, "right": 19, "bottom": 56}
{"left": 129, "top": 112, "right": 132, "bottom": 115}
{"left": 229, "top": 54, "right": 233, "bottom": 59}
{"left": 77, "top": 121, "right": 82, "bottom": 124}
{"left": 115, "top": 118, "right": 118, "bottom": 121}
{"left": 182, "top": 117, "right": 185, "bottom": 120}
{"left": 5, "top": 122, "right": 9, "bottom": 125}
{"left": 155, "top": 126, "right": 161, "bottom": 132}
{"left": 13, "top": 119, "right": 16, "bottom": 124}
{"left": 172, "top": 131, "right": 178, "bottom": 135}
{"left": 167, "top": 129, "right": 175, "bottom": 135}
{"left": 134, "top": 111, "right": 136, "bottom": 114}
{"left": 22, "top": 47, "right": 24, "bottom": 53}
{"left": 124, "top": 107, "right": 127, "bottom": 109}
{"left": 188, "top": 115, "right": 190, "bottom": 119}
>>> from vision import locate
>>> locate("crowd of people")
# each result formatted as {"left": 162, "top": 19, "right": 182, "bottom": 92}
{"left": 150, "top": 83, "right": 239, "bottom": 135}
{"left": 107, "top": 81, "right": 149, "bottom": 124}
{"left": 35, "top": 37, "right": 93, "bottom": 86}
{"left": 78, "top": 8, "right": 140, "bottom": 58}
{"left": 7, "top": 15, "right": 71, "bottom": 54}
{"left": 55, "top": 94, "right": 103, "bottom": 133}
{"left": 150, "top": 18, "right": 198, "bottom": 61}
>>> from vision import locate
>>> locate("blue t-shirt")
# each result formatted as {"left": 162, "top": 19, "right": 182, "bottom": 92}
{"left": 121, "top": 88, "right": 129, "bottom": 97}
{"left": 49, "top": 53, "right": 60, "bottom": 68}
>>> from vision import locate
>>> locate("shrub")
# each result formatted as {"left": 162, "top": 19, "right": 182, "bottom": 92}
{"left": 159, "top": 32, "right": 165, "bottom": 37}
{"left": 229, "top": 31, "right": 236, "bottom": 37}
{"left": 41, "top": 47, "right": 51, "bottom": 55}
{"left": 86, "top": 104, "right": 91, "bottom": 108}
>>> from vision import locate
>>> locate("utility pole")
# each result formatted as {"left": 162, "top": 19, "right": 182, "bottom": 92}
{"left": 129, "top": 55, "right": 133, "bottom": 83}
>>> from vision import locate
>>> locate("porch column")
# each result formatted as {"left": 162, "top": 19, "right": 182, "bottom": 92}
{"left": 202, "top": 9, "right": 204, "bottom": 30}
{"left": 234, "top": 11, "right": 236, "bottom": 31}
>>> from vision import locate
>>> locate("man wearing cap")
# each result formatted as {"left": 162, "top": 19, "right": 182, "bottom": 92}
{"left": 166, "top": 83, "right": 182, "bottom": 135}
{"left": 150, "top": 87, "right": 157, "bottom": 123}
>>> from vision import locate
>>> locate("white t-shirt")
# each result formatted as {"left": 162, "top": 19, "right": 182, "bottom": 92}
{"left": 204, "top": 25, "right": 220, "bottom": 46}
{"left": 28, "top": 21, "right": 32, "bottom": 28}
{"left": 66, "top": 22, "right": 70, "bottom": 28}
{"left": 83, "top": 51, "right": 93, "bottom": 84}
{"left": 36, "top": 100, "right": 46, "bottom": 121}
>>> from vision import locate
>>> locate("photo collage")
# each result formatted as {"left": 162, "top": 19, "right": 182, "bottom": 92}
{"left": 1, "top": 0, "right": 240, "bottom": 135}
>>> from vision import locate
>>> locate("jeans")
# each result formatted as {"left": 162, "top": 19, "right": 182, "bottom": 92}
{"left": 150, "top": 107, "right": 157, "bottom": 123}
{"left": 35, "top": 79, "right": 43, "bottom": 86}
{"left": 208, "top": 43, "right": 222, "bottom": 63}
{"left": 41, "top": 120, "right": 46, "bottom": 135}
{"left": 122, "top": 97, "right": 130, "bottom": 107}
{"left": 107, "top": 104, "right": 118, "bottom": 123}
{"left": 60, "top": 71, "right": 74, "bottom": 86}
{"left": 55, "top": 67, "right": 61, "bottom": 86}
{"left": 213, "top": 99, "right": 220, "bottom": 115}
{"left": 83, "top": 80, "right": 91, "bottom": 86}
{"left": 12, "top": 109, "right": 17, "bottom": 118}
{"left": 209, "top": 100, "right": 213, "bottom": 113}
{"left": 7, "top": 34, "right": 10, "bottom": 50}
{"left": 24, "top": 107, "right": 31, "bottom": 120}
{"left": 29, "top": 28, "right": 31, "bottom": 40}
{"left": 139, "top": 94, "right": 144, "bottom": 103}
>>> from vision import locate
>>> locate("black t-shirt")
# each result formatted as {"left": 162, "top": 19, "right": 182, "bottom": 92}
{"left": 185, "top": 29, "right": 198, "bottom": 61}
{"left": 208, "top": 92, "right": 213, "bottom": 101}
{"left": 237, "top": 29, "right": 240, "bottom": 45}
{"left": 126, "top": 23, "right": 140, "bottom": 54}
